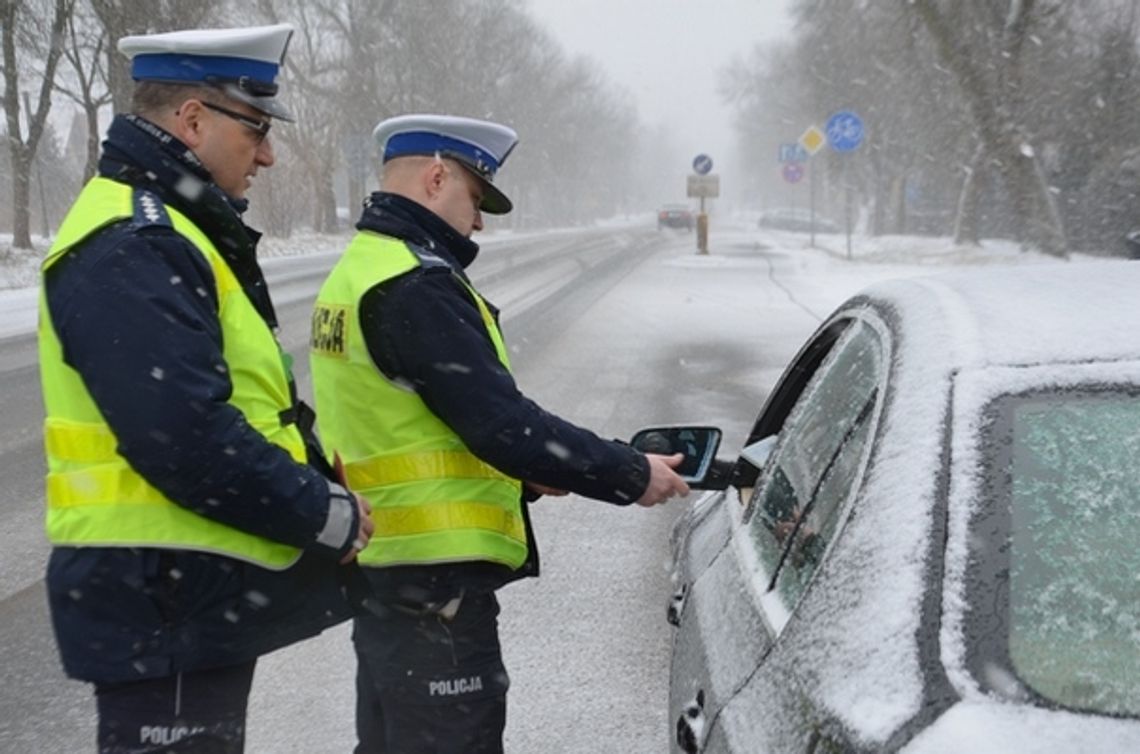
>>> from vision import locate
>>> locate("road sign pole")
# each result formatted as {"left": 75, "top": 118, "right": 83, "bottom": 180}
{"left": 845, "top": 158, "right": 853, "bottom": 259}
{"left": 822, "top": 110, "right": 865, "bottom": 260}
{"left": 798, "top": 125, "right": 825, "bottom": 249}
{"left": 688, "top": 154, "right": 716, "bottom": 255}
{"left": 697, "top": 195, "right": 708, "bottom": 254}
{"left": 810, "top": 162, "right": 817, "bottom": 249}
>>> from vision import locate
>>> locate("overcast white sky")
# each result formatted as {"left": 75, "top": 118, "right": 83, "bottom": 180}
{"left": 525, "top": 0, "right": 794, "bottom": 202}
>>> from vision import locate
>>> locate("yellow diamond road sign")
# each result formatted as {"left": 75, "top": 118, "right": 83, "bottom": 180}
{"left": 799, "top": 125, "right": 825, "bottom": 156}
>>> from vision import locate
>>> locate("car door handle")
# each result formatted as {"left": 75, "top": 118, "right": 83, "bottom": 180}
{"left": 667, "top": 583, "right": 688, "bottom": 626}
{"left": 676, "top": 689, "right": 706, "bottom": 754}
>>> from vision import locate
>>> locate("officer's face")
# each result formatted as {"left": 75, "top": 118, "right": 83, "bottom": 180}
{"left": 192, "top": 98, "right": 276, "bottom": 200}
{"left": 437, "top": 160, "right": 485, "bottom": 237}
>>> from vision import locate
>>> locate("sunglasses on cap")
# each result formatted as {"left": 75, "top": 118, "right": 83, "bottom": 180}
{"left": 203, "top": 74, "right": 279, "bottom": 98}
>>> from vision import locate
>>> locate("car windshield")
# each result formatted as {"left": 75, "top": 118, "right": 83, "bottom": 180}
{"left": 976, "top": 390, "right": 1140, "bottom": 716}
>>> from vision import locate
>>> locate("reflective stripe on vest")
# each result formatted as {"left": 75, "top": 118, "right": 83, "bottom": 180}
{"left": 310, "top": 232, "right": 527, "bottom": 569}
{"left": 39, "top": 177, "right": 306, "bottom": 569}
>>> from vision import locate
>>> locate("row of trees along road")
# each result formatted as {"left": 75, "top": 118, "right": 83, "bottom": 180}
{"left": 1, "top": 0, "right": 668, "bottom": 250}
{"left": 723, "top": 0, "right": 1140, "bottom": 258}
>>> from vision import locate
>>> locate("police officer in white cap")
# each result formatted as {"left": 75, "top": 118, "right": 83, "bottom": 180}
{"left": 39, "top": 24, "right": 373, "bottom": 752}
{"left": 309, "top": 114, "right": 689, "bottom": 753}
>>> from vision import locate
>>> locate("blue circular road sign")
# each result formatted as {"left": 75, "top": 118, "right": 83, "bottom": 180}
{"left": 825, "top": 110, "right": 864, "bottom": 153}
{"left": 692, "top": 154, "right": 713, "bottom": 175}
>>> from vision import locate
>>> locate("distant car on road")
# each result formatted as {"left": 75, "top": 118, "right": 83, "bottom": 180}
{"left": 634, "top": 262, "right": 1140, "bottom": 753}
{"left": 757, "top": 207, "right": 839, "bottom": 233}
{"left": 659, "top": 204, "right": 695, "bottom": 231}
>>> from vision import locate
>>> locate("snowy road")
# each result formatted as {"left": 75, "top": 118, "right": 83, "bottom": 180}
{"left": 0, "top": 219, "right": 921, "bottom": 752}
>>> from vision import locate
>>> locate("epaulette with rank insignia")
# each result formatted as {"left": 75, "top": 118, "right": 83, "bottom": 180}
{"left": 406, "top": 242, "right": 451, "bottom": 271}
{"left": 131, "top": 189, "right": 173, "bottom": 229}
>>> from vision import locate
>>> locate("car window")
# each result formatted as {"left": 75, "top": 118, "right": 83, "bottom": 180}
{"left": 971, "top": 391, "right": 1140, "bottom": 716}
{"left": 745, "top": 320, "right": 883, "bottom": 611}
{"left": 775, "top": 408, "right": 874, "bottom": 603}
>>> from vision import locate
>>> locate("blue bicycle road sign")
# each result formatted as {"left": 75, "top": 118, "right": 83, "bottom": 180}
{"left": 825, "top": 110, "right": 864, "bottom": 153}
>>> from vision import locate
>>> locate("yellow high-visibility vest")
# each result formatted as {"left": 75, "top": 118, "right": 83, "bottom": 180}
{"left": 39, "top": 177, "right": 306, "bottom": 569}
{"left": 310, "top": 231, "right": 527, "bottom": 569}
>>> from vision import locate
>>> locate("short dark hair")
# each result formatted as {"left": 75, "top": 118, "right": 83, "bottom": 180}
{"left": 132, "top": 81, "right": 225, "bottom": 117}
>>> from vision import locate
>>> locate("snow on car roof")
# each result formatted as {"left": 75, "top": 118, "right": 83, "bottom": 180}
{"left": 863, "top": 259, "right": 1140, "bottom": 369}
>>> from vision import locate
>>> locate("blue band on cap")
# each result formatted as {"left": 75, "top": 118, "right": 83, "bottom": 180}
{"left": 384, "top": 132, "right": 499, "bottom": 179}
{"left": 131, "top": 53, "right": 279, "bottom": 86}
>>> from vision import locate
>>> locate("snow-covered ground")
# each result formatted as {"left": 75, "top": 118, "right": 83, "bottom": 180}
{"left": 0, "top": 219, "right": 1081, "bottom": 339}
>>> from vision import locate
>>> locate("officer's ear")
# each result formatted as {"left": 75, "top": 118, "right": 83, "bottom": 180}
{"left": 169, "top": 98, "right": 210, "bottom": 149}
{"left": 424, "top": 158, "right": 448, "bottom": 200}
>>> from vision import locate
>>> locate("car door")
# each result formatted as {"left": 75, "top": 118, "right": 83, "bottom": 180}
{"left": 671, "top": 312, "right": 887, "bottom": 753}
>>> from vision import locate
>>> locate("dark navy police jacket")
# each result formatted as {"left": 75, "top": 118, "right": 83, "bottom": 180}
{"left": 42, "top": 115, "right": 356, "bottom": 683}
{"left": 347, "top": 193, "right": 651, "bottom": 602}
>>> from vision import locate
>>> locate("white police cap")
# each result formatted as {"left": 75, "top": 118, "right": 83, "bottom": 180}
{"left": 118, "top": 24, "right": 294, "bottom": 122}
{"left": 374, "top": 114, "right": 519, "bottom": 215}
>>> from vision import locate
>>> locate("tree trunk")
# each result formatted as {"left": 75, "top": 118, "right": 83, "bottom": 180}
{"left": 106, "top": 43, "right": 131, "bottom": 115}
{"left": 315, "top": 170, "right": 338, "bottom": 234}
{"left": 892, "top": 175, "right": 907, "bottom": 235}
{"left": 10, "top": 148, "right": 32, "bottom": 248}
{"left": 3, "top": 0, "right": 71, "bottom": 248}
{"left": 84, "top": 103, "right": 100, "bottom": 181}
{"left": 911, "top": 0, "right": 1067, "bottom": 257}
{"left": 868, "top": 143, "right": 886, "bottom": 235}
{"left": 954, "top": 144, "right": 984, "bottom": 246}
{"left": 1027, "top": 145, "right": 1067, "bottom": 253}
{"left": 348, "top": 173, "right": 366, "bottom": 217}
{"left": 89, "top": 1, "right": 132, "bottom": 114}
{"left": 987, "top": 133, "right": 1067, "bottom": 256}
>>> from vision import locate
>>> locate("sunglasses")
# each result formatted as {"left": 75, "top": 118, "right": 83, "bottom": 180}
{"left": 202, "top": 102, "right": 271, "bottom": 143}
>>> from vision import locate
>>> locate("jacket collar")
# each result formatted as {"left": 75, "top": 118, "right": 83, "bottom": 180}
{"left": 98, "top": 114, "right": 278, "bottom": 327}
{"left": 355, "top": 192, "right": 480, "bottom": 273}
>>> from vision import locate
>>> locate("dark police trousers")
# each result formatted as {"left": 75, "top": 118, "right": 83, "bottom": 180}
{"left": 353, "top": 590, "right": 510, "bottom": 754}
{"left": 94, "top": 660, "right": 255, "bottom": 753}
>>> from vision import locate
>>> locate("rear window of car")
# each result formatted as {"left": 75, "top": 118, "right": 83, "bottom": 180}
{"left": 970, "top": 390, "right": 1140, "bottom": 716}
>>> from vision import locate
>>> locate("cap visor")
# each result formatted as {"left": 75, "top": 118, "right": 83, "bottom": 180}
{"left": 459, "top": 166, "right": 511, "bottom": 214}
{"left": 220, "top": 83, "right": 294, "bottom": 122}
{"left": 480, "top": 183, "right": 512, "bottom": 215}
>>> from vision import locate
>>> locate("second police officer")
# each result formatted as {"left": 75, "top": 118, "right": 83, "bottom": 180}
{"left": 310, "top": 114, "right": 690, "bottom": 753}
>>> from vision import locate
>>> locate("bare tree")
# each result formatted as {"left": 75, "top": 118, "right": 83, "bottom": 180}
{"left": 88, "top": 0, "right": 221, "bottom": 114}
{"left": 909, "top": 0, "right": 1068, "bottom": 256}
{"left": 55, "top": 0, "right": 111, "bottom": 181}
{"left": 722, "top": 0, "right": 1121, "bottom": 254}
{"left": 458, "top": 0, "right": 641, "bottom": 227}
{"left": 1, "top": 0, "right": 73, "bottom": 249}
{"left": 241, "top": 0, "right": 642, "bottom": 234}
{"left": 1046, "top": 6, "right": 1140, "bottom": 254}
{"left": 769, "top": 1, "right": 970, "bottom": 236}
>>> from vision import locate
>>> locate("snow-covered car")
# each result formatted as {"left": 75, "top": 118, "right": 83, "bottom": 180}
{"left": 635, "top": 261, "right": 1140, "bottom": 753}
{"left": 757, "top": 207, "right": 839, "bottom": 234}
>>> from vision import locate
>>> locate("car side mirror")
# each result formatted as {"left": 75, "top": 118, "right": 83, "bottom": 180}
{"left": 630, "top": 426, "right": 728, "bottom": 489}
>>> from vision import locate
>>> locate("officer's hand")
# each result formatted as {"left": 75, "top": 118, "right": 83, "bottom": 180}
{"left": 526, "top": 481, "right": 569, "bottom": 497}
{"left": 340, "top": 493, "right": 374, "bottom": 565}
{"left": 635, "top": 453, "right": 690, "bottom": 508}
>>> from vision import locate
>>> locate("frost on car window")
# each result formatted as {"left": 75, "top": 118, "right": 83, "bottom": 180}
{"left": 1005, "top": 394, "right": 1140, "bottom": 716}
{"left": 746, "top": 321, "right": 882, "bottom": 611}
{"left": 778, "top": 411, "right": 874, "bottom": 600}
